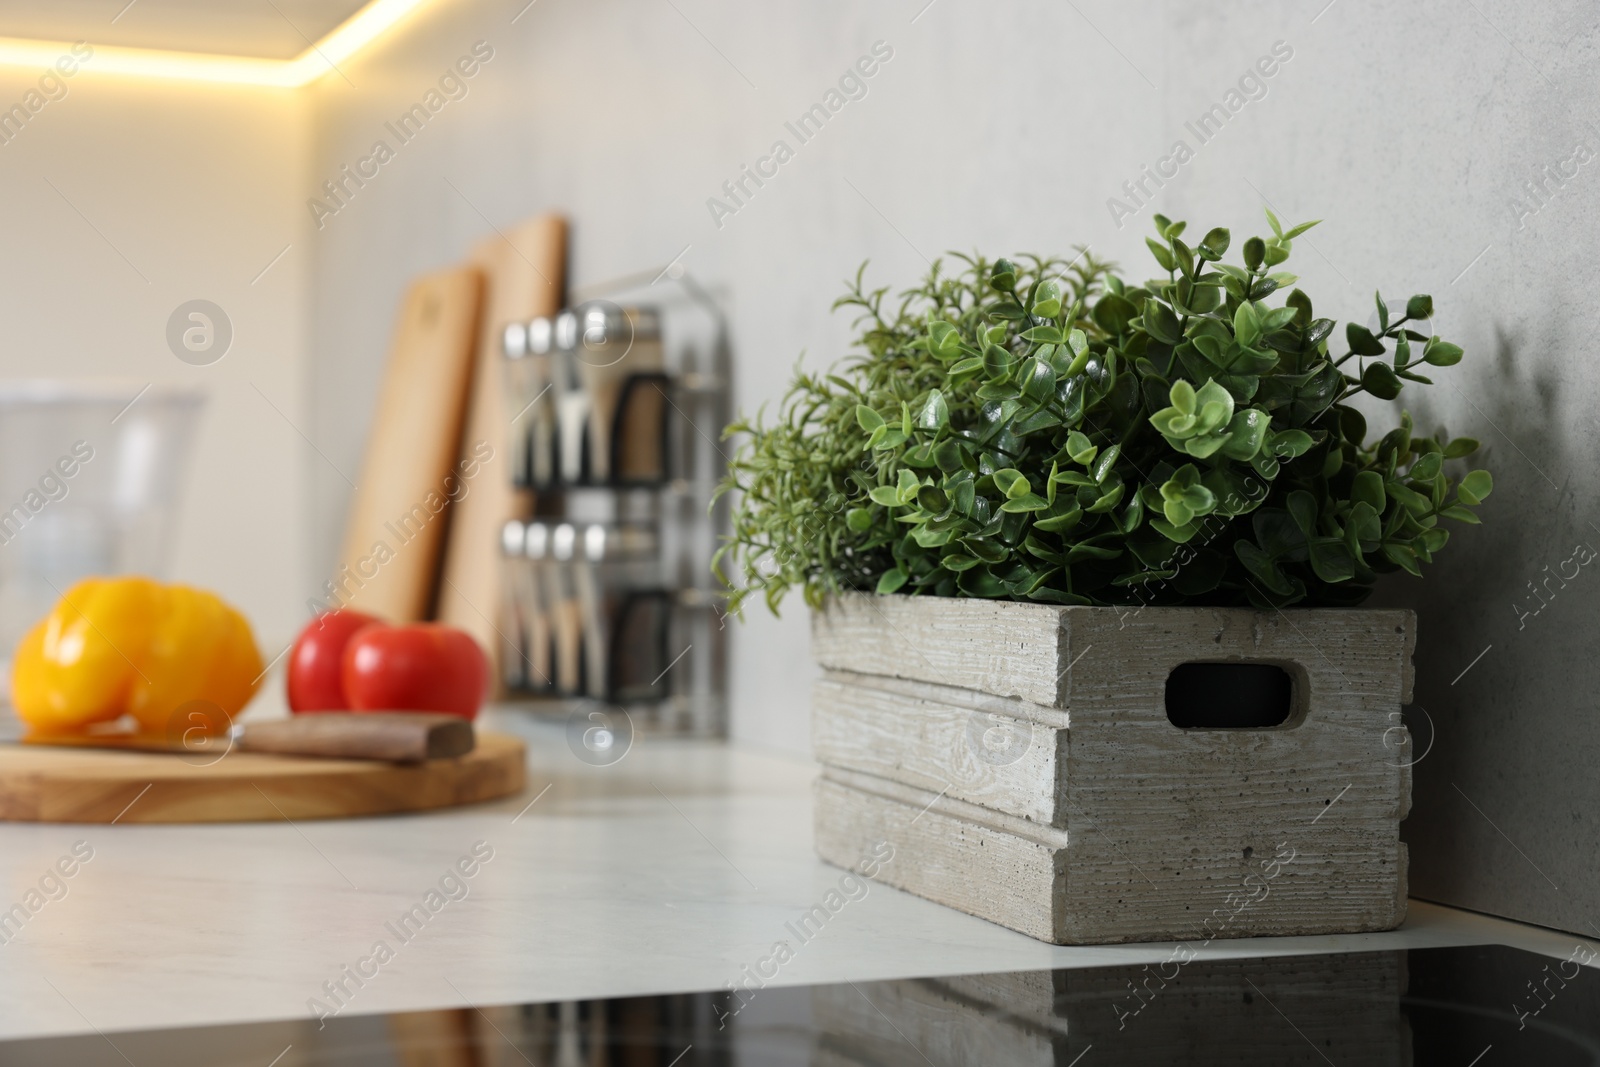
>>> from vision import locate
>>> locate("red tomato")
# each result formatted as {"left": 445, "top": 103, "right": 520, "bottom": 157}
{"left": 341, "top": 623, "right": 487, "bottom": 720}
{"left": 287, "top": 610, "right": 383, "bottom": 712}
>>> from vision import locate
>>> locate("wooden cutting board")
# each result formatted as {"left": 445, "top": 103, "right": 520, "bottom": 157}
{"left": 436, "top": 215, "right": 567, "bottom": 684}
{"left": 0, "top": 733, "right": 525, "bottom": 823}
{"left": 336, "top": 265, "right": 485, "bottom": 622}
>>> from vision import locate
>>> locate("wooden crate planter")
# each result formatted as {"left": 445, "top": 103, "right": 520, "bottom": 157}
{"left": 811, "top": 592, "right": 1415, "bottom": 945}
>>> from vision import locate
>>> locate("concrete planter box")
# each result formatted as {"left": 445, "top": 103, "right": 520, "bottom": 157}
{"left": 810, "top": 592, "right": 1416, "bottom": 944}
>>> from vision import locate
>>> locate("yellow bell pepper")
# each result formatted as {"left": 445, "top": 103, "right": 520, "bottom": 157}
{"left": 11, "top": 577, "right": 264, "bottom": 735}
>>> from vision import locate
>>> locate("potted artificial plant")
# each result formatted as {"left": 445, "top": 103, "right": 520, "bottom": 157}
{"left": 716, "top": 211, "right": 1491, "bottom": 944}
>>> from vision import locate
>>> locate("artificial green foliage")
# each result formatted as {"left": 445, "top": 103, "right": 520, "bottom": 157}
{"left": 714, "top": 210, "right": 1491, "bottom": 615}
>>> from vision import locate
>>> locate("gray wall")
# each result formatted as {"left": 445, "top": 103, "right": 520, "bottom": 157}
{"left": 307, "top": 0, "right": 1599, "bottom": 933}
{"left": 1154, "top": 2, "right": 1600, "bottom": 941}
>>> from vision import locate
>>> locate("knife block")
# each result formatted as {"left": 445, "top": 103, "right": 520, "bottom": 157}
{"left": 498, "top": 276, "right": 728, "bottom": 737}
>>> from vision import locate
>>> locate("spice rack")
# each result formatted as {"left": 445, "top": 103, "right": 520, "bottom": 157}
{"left": 497, "top": 270, "right": 729, "bottom": 737}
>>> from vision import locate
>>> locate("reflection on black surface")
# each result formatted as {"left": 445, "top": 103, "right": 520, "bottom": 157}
{"left": 1, "top": 945, "right": 1596, "bottom": 1065}
{"left": 816, "top": 946, "right": 1600, "bottom": 1066}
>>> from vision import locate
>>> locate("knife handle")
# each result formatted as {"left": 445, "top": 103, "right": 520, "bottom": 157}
{"left": 235, "top": 714, "right": 475, "bottom": 762}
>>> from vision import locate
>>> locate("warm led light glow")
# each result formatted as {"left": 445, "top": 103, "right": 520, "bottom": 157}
{"left": 0, "top": 0, "right": 432, "bottom": 87}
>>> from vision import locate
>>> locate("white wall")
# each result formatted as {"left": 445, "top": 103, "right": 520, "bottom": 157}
{"left": 304, "top": 0, "right": 1163, "bottom": 752}
{"left": 0, "top": 58, "right": 310, "bottom": 652}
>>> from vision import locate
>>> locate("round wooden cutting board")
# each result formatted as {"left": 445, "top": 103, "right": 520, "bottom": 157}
{"left": 0, "top": 732, "right": 526, "bottom": 823}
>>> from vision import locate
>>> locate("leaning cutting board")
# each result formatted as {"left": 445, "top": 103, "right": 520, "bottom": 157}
{"left": 335, "top": 265, "right": 485, "bottom": 621}
{"left": 435, "top": 214, "right": 567, "bottom": 684}
{"left": 0, "top": 733, "right": 525, "bottom": 823}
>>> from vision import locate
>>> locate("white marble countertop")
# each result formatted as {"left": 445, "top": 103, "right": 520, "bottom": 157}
{"left": 0, "top": 708, "right": 1586, "bottom": 1045}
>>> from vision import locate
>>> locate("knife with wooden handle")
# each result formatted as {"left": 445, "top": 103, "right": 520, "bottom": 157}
{"left": 234, "top": 713, "right": 474, "bottom": 761}
{"left": 16, "top": 713, "right": 475, "bottom": 763}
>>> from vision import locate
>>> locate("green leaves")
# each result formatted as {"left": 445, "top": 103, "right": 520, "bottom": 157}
{"left": 1458, "top": 469, "right": 1493, "bottom": 506}
{"left": 1269, "top": 429, "right": 1314, "bottom": 458}
{"left": 1233, "top": 301, "right": 1261, "bottom": 346}
{"left": 1409, "top": 451, "right": 1442, "bottom": 482}
{"left": 1361, "top": 362, "right": 1403, "bottom": 400}
{"left": 1146, "top": 237, "right": 1176, "bottom": 272}
{"left": 1092, "top": 292, "right": 1138, "bottom": 336}
{"left": 867, "top": 484, "right": 903, "bottom": 507}
{"left": 1243, "top": 236, "right": 1265, "bottom": 271}
{"left": 868, "top": 468, "right": 924, "bottom": 507}
{"left": 1017, "top": 357, "right": 1056, "bottom": 403}
{"left": 1352, "top": 470, "right": 1386, "bottom": 512}
{"left": 990, "top": 258, "right": 1017, "bottom": 293}
{"left": 858, "top": 401, "right": 912, "bottom": 450}
{"left": 1237, "top": 540, "right": 1293, "bottom": 596}
{"left": 982, "top": 343, "right": 1015, "bottom": 382}
{"left": 1219, "top": 409, "right": 1269, "bottom": 461}
{"left": 1143, "top": 299, "right": 1182, "bottom": 344}
{"left": 1346, "top": 323, "right": 1385, "bottom": 356}
{"left": 1150, "top": 379, "right": 1237, "bottom": 458}
{"left": 1149, "top": 380, "right": 1196, "bottom": 435}
{"left": 1159, "top": 464, "right": 1216, "bottom": 526}
{"left": 1423, "top": 337, "right": 1464, "bottom": 366}
{"left": 1093, "top": 443, "right": 1122, "bottom": 485}
{"left": 916, "top": 484, "right": 948, "bottom": 513}
{"left": 1065, "top": 430, "right": 1098, "bottom": 465}
{"left": 1031, "top": 279, "right": 1063, "bottom": 318}
{"left": 1000, "top": 493, "right": 1051, "bottom": 513}
{"left": 993, "top": 468, "right": 1030, "bottom": 498}
{"left": 1309, "top": 538, "right": 1357, "bottom": 583}
{"left": 719, "top": 215, "right": 1488, "bottom": 617}
{"left": 928, "top": 319, "right": 963, "bottom": 361}
{"left": 876, "top": 568, "right": 909, "bottom": 594}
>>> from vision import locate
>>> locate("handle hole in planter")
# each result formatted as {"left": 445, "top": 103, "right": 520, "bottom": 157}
{"left": 1165, "top": 662, "right": 1294, "bottom": 729}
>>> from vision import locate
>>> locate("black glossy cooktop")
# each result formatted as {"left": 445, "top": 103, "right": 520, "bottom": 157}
{"left": 4, "top": 944, "right": 1595, "bottom": 1065}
